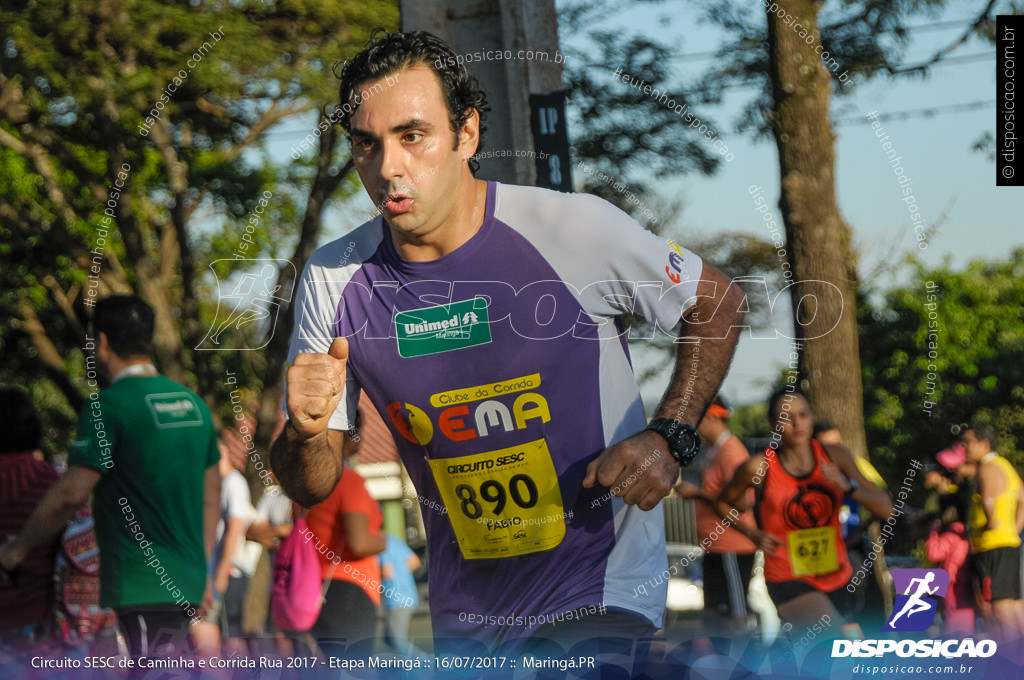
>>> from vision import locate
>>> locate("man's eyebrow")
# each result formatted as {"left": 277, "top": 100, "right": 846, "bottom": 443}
{"left": 350, "top": 119, "right": 436, "bottom": 139}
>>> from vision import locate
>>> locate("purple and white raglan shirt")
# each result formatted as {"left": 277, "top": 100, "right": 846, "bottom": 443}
{"left": 285, "top": 181, "right": 702, "bottom": 647}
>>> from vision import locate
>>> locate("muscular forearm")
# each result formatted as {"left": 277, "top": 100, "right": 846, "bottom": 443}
{"left": 656, "top": 277, "right": 744, "bottom": 427}
{"left": 270, "top": 422, "right": 343, "bottom": 507}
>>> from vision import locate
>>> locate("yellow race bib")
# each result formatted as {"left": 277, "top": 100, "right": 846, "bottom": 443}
{"left": 788, "top": 526, "right": 839, "bottom": 577}
{"left": 429, "top": 439, "right": 566, "bottom": 560}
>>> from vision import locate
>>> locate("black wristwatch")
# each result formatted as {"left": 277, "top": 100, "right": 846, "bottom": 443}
{"left": 645, "top": 418, "right": 701, "bottom": 467}
{"left": 847, "top": 478, "right": 859, "bottom": 494}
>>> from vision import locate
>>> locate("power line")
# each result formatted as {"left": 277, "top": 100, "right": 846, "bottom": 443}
{"left": 263, "top": 48, "right": 996, "bottom": 140}
{"left": 669, "top": 19, "right": 992, "bottom": 63}
{"left": 833, "top": 99, "right": 995, "bottom": 126}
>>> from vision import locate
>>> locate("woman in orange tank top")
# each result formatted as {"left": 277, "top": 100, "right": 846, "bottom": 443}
{"left": 714, "top": 387, "right": 892, "bottom": 629}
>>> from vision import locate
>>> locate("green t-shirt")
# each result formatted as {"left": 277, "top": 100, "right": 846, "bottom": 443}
{"left": 69, "top": 375, "right": 219, "bottom": 609}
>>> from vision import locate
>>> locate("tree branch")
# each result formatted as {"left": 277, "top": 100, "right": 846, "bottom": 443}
{"left": 0, "top": 127, "right": 81, "bottom": 230}
{"left": 222, "top": 100, "right": 317, "bottom": 162}
{"left": 16, "top": 301, "right": 85, "bottom": 412}
{"left": 885, "top": 0, "right": 998, "bottom": 75}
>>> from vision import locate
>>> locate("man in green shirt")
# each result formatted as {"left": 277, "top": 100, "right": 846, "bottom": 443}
{"left": 0, "top": 295, "right": 220, "bottom": 658}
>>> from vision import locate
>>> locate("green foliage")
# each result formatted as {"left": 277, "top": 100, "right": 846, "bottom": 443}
{"left": 559, "top": 0, "right": 724, "bottom": 216}
{"left": 860, "top": 249, "right": 1024, "bottom": 480}
{"left": 728, "top": 401, "right": 771, "bottom": 443}
{"left": 692, "top": 0, "right": 995, "bottom": 137}
{"left": 0, "top": 0, "right": 397, "bottom": 458}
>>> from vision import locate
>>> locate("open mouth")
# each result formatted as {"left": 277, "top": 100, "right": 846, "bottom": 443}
{"left": 383, "top": 193, "right": 413, "bottom": 214}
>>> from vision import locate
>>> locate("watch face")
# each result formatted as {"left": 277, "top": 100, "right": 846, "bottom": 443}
{"left": 647, "top": 419, "right": 699, "bottom": 464}
{"left": 677, "top": 427, "right": 699, "bottom": 454}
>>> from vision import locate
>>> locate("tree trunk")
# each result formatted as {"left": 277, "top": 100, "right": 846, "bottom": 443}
{"left": 766, "top": 0, "right": 868, "bottom": 461}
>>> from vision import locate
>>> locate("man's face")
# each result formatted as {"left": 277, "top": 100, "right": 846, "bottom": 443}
{"left": 961, "top": 430, "right": 988, "bottom": 462}
{"left": 348, "top": 63, "right": 477, "bottom": 246}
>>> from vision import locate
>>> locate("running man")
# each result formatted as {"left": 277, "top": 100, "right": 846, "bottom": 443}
{"left": 888, "top": 572, "right": 939, "bottom": 627}
{"left": 271, "top": 30, "right": 745, "bottom": 652}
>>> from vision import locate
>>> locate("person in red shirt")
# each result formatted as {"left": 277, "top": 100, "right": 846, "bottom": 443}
{"left": 715, "top": 387, "right": 892, "bottom": 631}
{"left": 676, "top": 398, "right": 756, "bottom": 634}
{"left": 0, "top": 387, "right": 61, "bottom": 646}
{"left": 304, "top": 410, "right": 386, "bottom": 650}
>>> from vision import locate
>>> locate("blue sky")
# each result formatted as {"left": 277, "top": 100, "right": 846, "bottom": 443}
{"left": 572, "top": 1, "right": 1014, "bottom": 407}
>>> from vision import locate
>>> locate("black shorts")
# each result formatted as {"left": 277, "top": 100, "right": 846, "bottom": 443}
{"left": 973, "top": 546, "right": 1022, "bottom": 602}
{"left": 766, "top": 579, "right": 850, "bottom": 612}
{"left": 703, "top": 552, "right": 755, "bottom": 621}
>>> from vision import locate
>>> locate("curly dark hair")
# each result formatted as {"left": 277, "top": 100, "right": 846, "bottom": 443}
{"left": 335, "top": 30, "right": 490, "bottom": 173}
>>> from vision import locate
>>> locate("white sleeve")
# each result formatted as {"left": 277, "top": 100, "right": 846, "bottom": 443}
{"left": 281, "top": 256, "right": 361, "bottom": 431}
{"left": 494, "top": 187, "right": 704, "bottom": 335}
{"left": 256, "top": 492, "right": 292, "bottom": 525}
{"left": 225, "top": 474, "right": 254, "bottom": 527}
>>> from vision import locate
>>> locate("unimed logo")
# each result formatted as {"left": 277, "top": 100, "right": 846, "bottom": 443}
{"left": 884, "top": 568, "right": 947, "bottom": 631}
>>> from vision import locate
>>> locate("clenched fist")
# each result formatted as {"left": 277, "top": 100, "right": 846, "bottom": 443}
{"left": 286, "top": 337, "right": 349, "bottom": 440}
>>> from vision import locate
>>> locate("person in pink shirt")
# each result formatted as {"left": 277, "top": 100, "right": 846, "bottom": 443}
{"left": 676, "top": 398, "right": 756, "bottom": 634}
{"left": 924, "top": 444, "right": 975, "bottom": 636}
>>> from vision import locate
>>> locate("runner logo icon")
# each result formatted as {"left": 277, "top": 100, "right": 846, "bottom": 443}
{"left": 883, "top": 568, "right": 948, "bottom": 631}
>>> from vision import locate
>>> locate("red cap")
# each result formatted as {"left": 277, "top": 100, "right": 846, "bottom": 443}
{"left": 706, "top": 404, "right": 731, "bottom": 420}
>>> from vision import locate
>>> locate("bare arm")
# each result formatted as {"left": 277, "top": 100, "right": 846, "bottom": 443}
{"left": 822, "top": 443, "right": 893, "bottom": 520}
{"left": 271, "top": 425, "right": 346, "bottom": 507}
{"left": 675, "top": 480, "right": 712, "bottom": 504}
{"left": 343, "top": 512, "right": 387, "bottom": 557}
{"left": 1016, "top": 477, "right": 1024, "bottom": 535}
{"left": 0, "top": 465, "right": 99, "bottom": 572}
{"left": 214, "top": 516, "right": 246, "bottom": 593}
{"left": 712, "top": 456, "right": 782, "bottom": 553}
{"left": 246, "top": 521, "right": 293, "bottom": 547}
{"left": 203, "top": 465, "right": 220, "bottom": 560}
{"left": 978, "top": 461, "right": 1002, "bottom": 531}
{"left": 583, "top": 265, "right": 745, "bottom": 510}
{"left": 655, "top": 264, "right": 746, "bottom": 427}
{"left": 271, "top": 338, "right": 350, "bottom": 507}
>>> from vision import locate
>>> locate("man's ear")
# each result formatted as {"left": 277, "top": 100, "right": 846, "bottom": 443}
{"left": 458, "top": 108, "right": 480, "bottom": 160}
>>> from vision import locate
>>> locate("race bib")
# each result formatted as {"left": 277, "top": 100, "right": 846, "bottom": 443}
{"left": 428, "top": 439, "right": 566, "bottom": 560}
{"left": 788, "top": 526, "right": 839, "bottom": 577}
